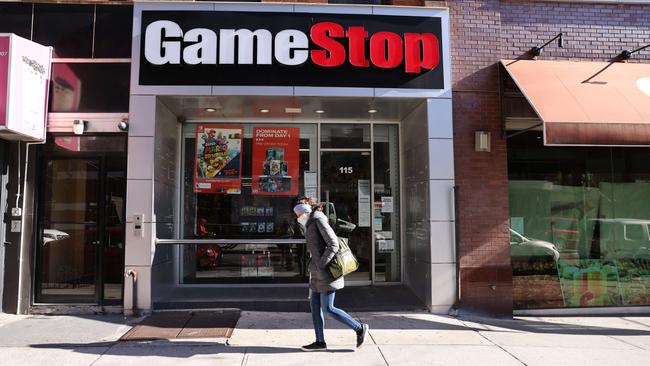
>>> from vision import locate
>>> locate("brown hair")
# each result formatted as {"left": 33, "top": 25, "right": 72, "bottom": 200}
{"left": 297, "top": 196, "right": 324, "bottom": 211}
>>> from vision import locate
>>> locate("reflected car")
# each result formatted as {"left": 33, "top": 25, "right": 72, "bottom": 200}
{"left": 510, "top": 228, "right": 560, "bottom": 261}
{"left": 42, "top": 229, "right": 70, "bottom": 245}
{"left": 590, "top": 218, "right": 650, "bottom": 259}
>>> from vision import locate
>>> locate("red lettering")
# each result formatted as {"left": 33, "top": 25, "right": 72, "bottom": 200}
{"left": 404, "top": 33, "right": 439, "bottom": 73}
{"left": 310, "top": 22, "right": 346, "bottom": 67}
{"left": 369, "top": 32, "right": 403, "bottom": 69}
{"left": 346, "top": 26, "right": 369, "bottom": 67}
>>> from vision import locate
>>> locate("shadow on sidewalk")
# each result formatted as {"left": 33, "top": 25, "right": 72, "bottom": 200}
{"left": 460, "top": 316, "right": 650, "bottom": 336}
{"left": 29, "top": 340, "right": 355, "bottom": 357}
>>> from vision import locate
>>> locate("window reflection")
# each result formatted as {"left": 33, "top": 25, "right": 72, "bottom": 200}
{"left": 509, "top": 131, "right": 650, "bottom": 309}
{"left": 49, "top": 63, "right": 130, "bottom": 113}
{"left": 181, "top": 124, "right": 316, "bottom": 284}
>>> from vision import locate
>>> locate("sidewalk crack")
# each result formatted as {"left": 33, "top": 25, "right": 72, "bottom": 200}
{"left": 376, "top": 346, "right": 390, "bottom": 366}
{"left": 459, "top": 320, "right": 528, "bottom": 366}
{"left": 608, "top": 335, "right": 645, "bottom": 350}
{"left": 88, "top": 342, "right": 115, "bottom": 366}
{"left": 239, "top": 346, "right": 249, "bottom": 366}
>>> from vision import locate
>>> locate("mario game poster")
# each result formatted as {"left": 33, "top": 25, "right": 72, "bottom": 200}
{"left": 194, "top": 125, "right": 243, "bottom": 194}
{"left": 251, "top": 127, "right": 299, "bottom": 196}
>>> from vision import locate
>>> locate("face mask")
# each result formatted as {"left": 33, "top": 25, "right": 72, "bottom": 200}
{"left": 297, "top": 215, "right": 309, "bottom": 227}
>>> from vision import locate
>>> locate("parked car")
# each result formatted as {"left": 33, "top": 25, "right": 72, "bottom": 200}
{"left": 510, "top": 228, "right": 560, "bottom": 261}
{"left": 42, "top": 229, "right": 70, "bottom": 245}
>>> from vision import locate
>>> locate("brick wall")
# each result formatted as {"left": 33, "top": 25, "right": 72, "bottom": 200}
{"left": 448, "top": 0, "right": 650, "bottom": 316}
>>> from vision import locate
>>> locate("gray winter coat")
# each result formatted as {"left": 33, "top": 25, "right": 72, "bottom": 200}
{"left": 305, "top": 210, "right": 344, "bottom": 293}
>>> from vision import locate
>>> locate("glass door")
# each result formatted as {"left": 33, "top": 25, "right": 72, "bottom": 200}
{"left": 320, "top": 151, "right": 372, "bottom": 282}
{"left": 38, "top": 158, "right": 101, "bottom": 303}
{"left": 36, "top": 135, "right": 127, "bottom": 304}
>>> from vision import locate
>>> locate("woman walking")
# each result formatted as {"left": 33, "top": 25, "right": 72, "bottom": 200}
{"left": 293, "top": 198, "right": 369, "bottom": 351}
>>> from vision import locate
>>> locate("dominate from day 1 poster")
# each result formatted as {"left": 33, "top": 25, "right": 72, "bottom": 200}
{"left": 194, "top": 125, "right": 243, "bottom": 194}
{"left": 252, "top": 127, "right": 300, "bottom": 196}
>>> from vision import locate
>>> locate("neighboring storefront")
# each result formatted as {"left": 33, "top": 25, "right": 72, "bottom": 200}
{"left": 124, "top": 2, "right": 454, "bottom": 314}
{"left": 503, "top": 60, "right": 650, "bottom": 312}
{"left": 449, "top": 0, "right": 650, "bottom": 316}
{"left": 0, "top": 2, "right": 131, "bottom": 313}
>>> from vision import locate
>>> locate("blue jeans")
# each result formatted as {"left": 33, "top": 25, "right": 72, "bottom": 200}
{"left": 310, "top": 290, "right": 362, "bottom": 342}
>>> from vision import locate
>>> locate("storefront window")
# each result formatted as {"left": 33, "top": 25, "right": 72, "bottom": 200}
{"left": 509, "top": 131, "right": 650, "bottom": 309}
{"left": 181, "top": 124, "right": 317, "bottom": 284}
{"left": 180, "top": 122, "right": 401, "bottom": 285}
{"left": 49, "top": 63, "right": 130, "bottom": 113}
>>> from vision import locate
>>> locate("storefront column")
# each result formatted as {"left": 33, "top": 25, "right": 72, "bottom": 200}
{"left": 124, "top": 95, "right": 157, "bottom": 314}
{"left": 402, "top": 97, "right": 456, "bottom": 314}
{"left": 427, "top": 98, "right": 456, "bottom": 313}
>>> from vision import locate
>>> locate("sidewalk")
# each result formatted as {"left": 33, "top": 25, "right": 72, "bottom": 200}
{"left": 1, "top": 311, "right": 649, "bottom": 366}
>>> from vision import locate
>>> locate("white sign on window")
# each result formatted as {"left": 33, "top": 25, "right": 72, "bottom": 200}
{"left": 358, "top": 179, "right": 371, "bottom": 227}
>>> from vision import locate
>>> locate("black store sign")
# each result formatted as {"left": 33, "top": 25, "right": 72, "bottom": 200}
{"left": 139, "top": 11, "right": 444, "bottom": 89}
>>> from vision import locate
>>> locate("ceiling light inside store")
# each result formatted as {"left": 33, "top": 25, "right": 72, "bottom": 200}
{"left": 314, "top": 109, "right": 325, "bottom": 114}
{"left": 368, "top": 109, "right": 378, "bottom": 114}
{"left": 285, "top": 107, "right": 302, "bottom": 113}
{"left": 259, "top": 109, "right": 270, "bottom": 113}
{"left": 204, "top": 107, "right": 218, "bottom": 112}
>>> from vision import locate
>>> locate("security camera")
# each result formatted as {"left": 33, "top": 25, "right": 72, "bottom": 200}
{"left": 118, "top": 120, "right": 129, "bottom": 131}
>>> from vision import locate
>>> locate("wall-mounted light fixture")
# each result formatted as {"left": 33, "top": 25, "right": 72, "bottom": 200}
{"left": 475, "top": 131, "right": 491, "bottom": 152}
{"left": 618, "top": 43, "right": 650, "bottom": 60}
{"left": 530, "top": 33, "right": 564, "bottom": 57}
{"left": 73, "top": 119, "right": 87, "bottom": 135}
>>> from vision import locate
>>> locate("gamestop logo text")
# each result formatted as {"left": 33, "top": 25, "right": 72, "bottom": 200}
{"left": 144, "top": 20, "right": 440, "bottom": 74}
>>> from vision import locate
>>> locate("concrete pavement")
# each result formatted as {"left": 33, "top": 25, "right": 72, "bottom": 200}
{"left": 1, "top": 311, "right": 649, "bottom": 366}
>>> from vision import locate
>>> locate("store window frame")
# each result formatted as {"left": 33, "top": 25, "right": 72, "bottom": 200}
{"left": 176, "top": 120, "right": 403, "bottom": 288}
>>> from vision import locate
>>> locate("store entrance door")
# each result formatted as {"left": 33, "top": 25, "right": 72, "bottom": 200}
{"left": 320, "top": 151, "right": 372, "bottom": 282}
{"left": 35, "top": 136, "right": 126, "bottom": 304}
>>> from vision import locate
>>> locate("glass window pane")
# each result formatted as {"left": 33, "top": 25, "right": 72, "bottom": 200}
{"left": 373, "top": 125, "right": 401, "bottom": 282}
{"left": 49, "top": 63, "right": 130, "bottom": 113}
{"left": 508, "top": 131, "right": 650, "bottom": 309}
{"left": 94, "top": 5, "right": 133, "bottom": 58}
{"left": 321, "top": 124, "right": 370, "bottom": 149}
{"left": 38, "top": 159, "right": 100, "bottom": 302}
{"left": 0, "top": 2, "right": 32, "bottom": 39}
{"left": 33, "top": 4, "right": 94, "bottom": 58}
{"left": 181, "top": 123, "right": 317, "bottom": 284}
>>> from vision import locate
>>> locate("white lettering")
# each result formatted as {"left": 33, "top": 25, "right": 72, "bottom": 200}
{"left": 183, "top": 28, "right": 217, "bottom": 65}
{"left": 144, "top": 20, "right": 182, "bottom": 65}
{"left": 219, "top": 29, "right": 272, "bottom": 65}
{"left": 274, "top": 29, "right": 308, "bottom": 66}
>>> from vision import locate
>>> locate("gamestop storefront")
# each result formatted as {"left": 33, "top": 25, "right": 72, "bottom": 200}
{"left": 125, "top": 2, "right": 454, "bottom": 314}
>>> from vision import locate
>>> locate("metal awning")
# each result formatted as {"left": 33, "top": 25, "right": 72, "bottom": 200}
{"left": 501, "top": 59, "right": 650, "bottom": 145}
